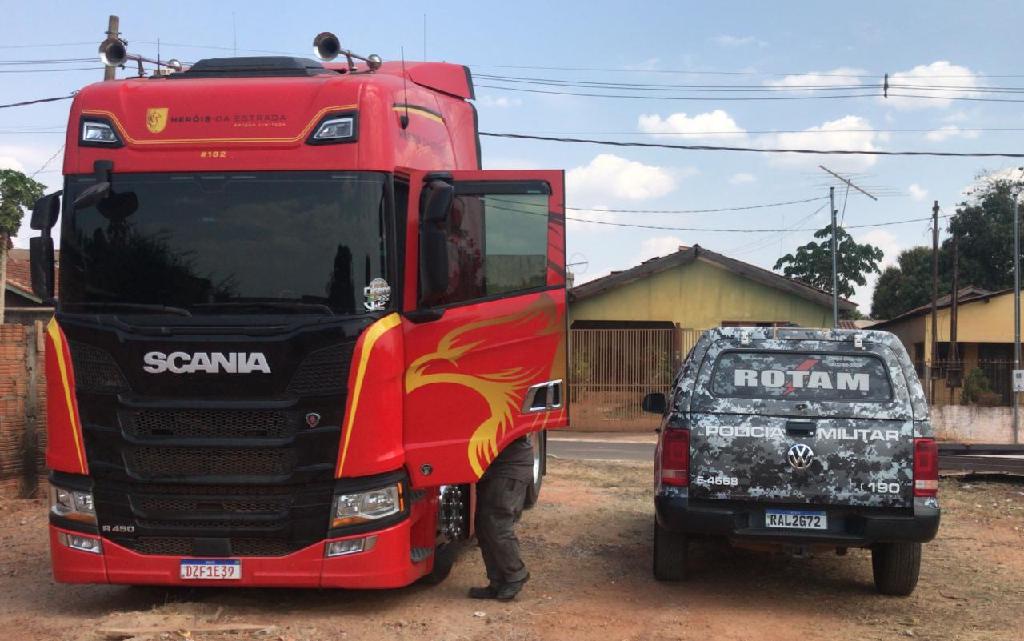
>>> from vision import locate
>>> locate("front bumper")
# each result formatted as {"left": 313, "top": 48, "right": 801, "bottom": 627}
{"left": 50, "top": 517, "right": 432, "bottom": 588}
{"left": 655, "top": 492, "right": 940, "bottom": 546}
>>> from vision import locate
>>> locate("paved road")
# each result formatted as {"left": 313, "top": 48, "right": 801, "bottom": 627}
{"left": 549, "top": 438, "right": 1024, "bottom": 474}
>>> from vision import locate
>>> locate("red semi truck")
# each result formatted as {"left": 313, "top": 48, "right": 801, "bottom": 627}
{"left": 28, "top": 33, "right": 567, "bottom": 588}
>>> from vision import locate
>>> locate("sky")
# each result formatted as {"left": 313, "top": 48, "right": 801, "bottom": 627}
{"left": 4, "top": 0, "right": 1024, "bottom": 314}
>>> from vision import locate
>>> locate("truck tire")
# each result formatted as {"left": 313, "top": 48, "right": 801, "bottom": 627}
{"left": 420, "top": 541, "right": 460, "bottom": 585}
{"left": 653, "top": 518, "right": 688, "bottom": 581}
{"left": 523, "top": 430, "right": 546, "bottom": 509}
{"left": 871, "top": 542, "right": 921, "bottom": 596}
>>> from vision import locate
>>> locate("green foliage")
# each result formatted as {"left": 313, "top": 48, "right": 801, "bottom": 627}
{"left": 960, "top": 367, "right": 992, "bottom": 405}
{"left": 0, "top": 169, "right": 46, "bottom": 239}
{"left": 871, "top": 246, "right": 946, "bottom": 320}
{"left": 773, "top": 224, "right": 884, "bottom": 299}
{"left": 946, "top": 179, "right": 1021, "bottom": 292}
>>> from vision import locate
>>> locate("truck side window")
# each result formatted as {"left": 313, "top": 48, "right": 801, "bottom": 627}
{"left": 435, "top": 192, "right": 548, "bottom": 305}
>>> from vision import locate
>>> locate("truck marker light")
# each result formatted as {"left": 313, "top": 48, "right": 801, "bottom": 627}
{"left": 913, "top": 438, "right": 939, "bottom": 497}
{"left": 80, "top": 119, "right": 122, "bottom": 146}
{"left": 660, "top": 429, "right": 690, "bottom": 487}
{"left": 326, "top": 536, "right": 377, "bottom": 558}
{"left": 312, "top": 116, "right": 355, "bottom": 142}
{"left": 58, "top": 532, "right": 103, "bottom": 554}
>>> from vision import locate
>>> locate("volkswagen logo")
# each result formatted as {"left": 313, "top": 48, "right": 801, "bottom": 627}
{"left": 787, "top": 443, "right": 815, "bottom": 470}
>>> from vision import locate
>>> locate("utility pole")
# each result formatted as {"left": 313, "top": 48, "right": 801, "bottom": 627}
{"left": 103, "top": 15, "right": 119, "bottom": 81}
{"left": 931, "top": 200, "right": 940, "bottom": 403}
{"left": 829, "top": 186, "right": 838, "bottom": 328}
{"left": 1014, "top": 185, "right": 1021, "bottom": 443}
{"left": 949, "top": 235, "right": 960, "bottom": 389}
{"left": 818, "top": 166, "right": 877, "bottom": 329}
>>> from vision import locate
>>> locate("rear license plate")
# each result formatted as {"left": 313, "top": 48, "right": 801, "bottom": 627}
{"left": 180, "top": 560, "right": 241, "bottom": 580}
{"left": 765, "top": 510, "right": 827, "bottom": 530}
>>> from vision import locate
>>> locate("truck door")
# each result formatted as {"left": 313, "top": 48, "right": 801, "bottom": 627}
{"left": 402, "top": 170, "right": 567, "bottom": 487}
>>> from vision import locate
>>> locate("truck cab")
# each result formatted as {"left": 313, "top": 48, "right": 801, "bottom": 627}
{"left": 647, "top": 327, "right": 939, "bottom": 595}
{"left": 31, "top": 45, "right": 567, "bottom": 588}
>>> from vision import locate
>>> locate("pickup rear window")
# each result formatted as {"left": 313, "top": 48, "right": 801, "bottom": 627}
{"left": 709, "top": 351, "right": 893, "bottom": 402}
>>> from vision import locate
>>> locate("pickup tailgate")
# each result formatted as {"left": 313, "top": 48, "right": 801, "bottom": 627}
{"left": 688, "top": 343, "right": 915, "bottom": 509}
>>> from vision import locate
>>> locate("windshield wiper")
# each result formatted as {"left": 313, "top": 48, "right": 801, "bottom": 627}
{"left": 191, "top": 301, "right": 335, "bottom": 315}
{"left": 61, "top": 302, "right": 192, "bottom": 317}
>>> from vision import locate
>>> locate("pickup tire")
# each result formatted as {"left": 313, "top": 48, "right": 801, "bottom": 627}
{"left": 871, "top": 542, "right": 921, "bottom": 596}
{"left": 524, "top": 430, "right": 546, "bottom": 509}
{"left": 653, "top": 518, "right": 688, "bottom": 581}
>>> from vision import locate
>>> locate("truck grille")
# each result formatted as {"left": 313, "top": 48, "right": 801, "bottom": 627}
{"left": 121, "top": 537, "right": 300, "bottom": 557}
{"left": 133, "top": 495, "right": 294, "bottom": 515}
{"left": 124, "top": 447, "right": 297, "bottom": 478}
{"left": 288, "top": 343, "right": 354, "bottom": 395}
{"left": 121, "top": 408, "right": 294, "bottom": 440}
{"left": 69, "top": 342, "right": 129, "bottom": 393}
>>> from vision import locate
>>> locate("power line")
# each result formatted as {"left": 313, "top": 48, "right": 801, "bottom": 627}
{"left": 564, "top": 212, "right": 953, "bottom": 233}
{"left": 564, "top": 195, "right": 827, "bottom": 214}
{"left": 0, "top": 93, "right": 76, "bottom": 109}
{"left": 471, "top": 63, "right": 1024, "bottom": 80}
{"left": 475, "top": 83, "right": 881, "bottom": 101}
{"left": 31, "top": 145, "right": 64, "bottom": 178}
{"left": 480, "top": 131, "right": 1024, "bottom": 158}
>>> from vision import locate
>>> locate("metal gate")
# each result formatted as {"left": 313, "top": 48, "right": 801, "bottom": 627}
{"left": 569, "top": 328, "right": 702, "bottom": 430}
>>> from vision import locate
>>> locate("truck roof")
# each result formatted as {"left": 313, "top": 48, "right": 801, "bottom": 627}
{"left": 64, "top": 57, "right": 480, "bottom": 175}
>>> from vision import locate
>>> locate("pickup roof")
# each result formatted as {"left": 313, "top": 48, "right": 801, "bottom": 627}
{"left": 647, "top": 327, "right": 940, "bottom": 595}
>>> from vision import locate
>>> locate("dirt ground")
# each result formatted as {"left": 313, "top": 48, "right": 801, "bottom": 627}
{"left": 0, "top": 461, "right": 1021, "bottom": 641}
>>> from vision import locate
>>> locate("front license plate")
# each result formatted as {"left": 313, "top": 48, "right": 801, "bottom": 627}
{"left": 180, "top": 560, "right": 241, "bottom": 580}
{"left": 765, "top": 510, "right": 828, "bottom": 530}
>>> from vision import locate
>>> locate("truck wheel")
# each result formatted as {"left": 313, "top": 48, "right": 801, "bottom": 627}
{"left": 653, "top": 518, "right": 688, "bottom": 581}
{"left": 420, "top": 541, "right": 460, "bottom": 585}
{"left": 871, "top": 542, "right": 922, "bottom": 596}
{"left": 523, "top": 430, "right": 546, "bottom": 509}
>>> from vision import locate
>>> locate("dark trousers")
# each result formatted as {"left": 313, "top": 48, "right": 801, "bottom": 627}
{"left": 475, "top": 476, "right": 529, "bottom": 585}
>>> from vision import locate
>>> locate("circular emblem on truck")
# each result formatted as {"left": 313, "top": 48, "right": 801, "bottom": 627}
{"left": 787, "top": 443, "right": 815, "bottom": 470}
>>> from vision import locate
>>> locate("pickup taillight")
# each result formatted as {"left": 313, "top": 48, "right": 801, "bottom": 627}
{"left": 913, "top": 437, "right": 939, "bottom": 497}
{"left": 660, "top": 428, "right": 690, "bottom": 487}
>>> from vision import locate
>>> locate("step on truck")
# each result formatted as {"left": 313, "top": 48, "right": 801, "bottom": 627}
{"left": 28, "top": 33, "right": 566, "bottom": 588}
{"left": 645, "top": 327, "right": 940, "bottom": 595}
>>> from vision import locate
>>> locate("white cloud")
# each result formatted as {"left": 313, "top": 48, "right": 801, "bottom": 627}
{"left": 925, "top": 125, "right": 979, "bottom": 142}
{"left": 908, "top": 183, "right": 929, "bottom": 201}
{"left": 567, "top": 153, "right": 677, "bottom": 202}
{"left": 636, "top": 235, "right": 686, "bottom": 263}
{"left": 0, "top": 156, "right": 26, "bottom": 172}
{"left": 476, "top": 95, "right": 523, "bottom": 109}
{"left": 882, "top": 61, "right": 979, "bottom": 109}
{"left": 767, "top": 115, "right": 883, "bottom": 171}
{"left": 712, "top": 35, "right": 765, "bottom": 47}
{"left": 766, "top": 67, "right": 866, "bottom": 89}
{"left": 729, "top": 172, "right": 757, "bottom": 185}
{"left": 637, "top": 109, "right": 746, "bottom": 140}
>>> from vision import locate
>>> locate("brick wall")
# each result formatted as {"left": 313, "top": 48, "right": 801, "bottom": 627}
{"left": 0, "top": 323, "right": 46, "bottom": 497}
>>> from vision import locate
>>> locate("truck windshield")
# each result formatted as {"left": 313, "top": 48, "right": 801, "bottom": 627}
{"left": 60, "top": 171, "right": 390, "bottom": 315}
{"left": 710, "top": 351, "right": 893, "bottom": 402}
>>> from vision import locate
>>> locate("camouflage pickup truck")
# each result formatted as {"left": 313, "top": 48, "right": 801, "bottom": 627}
{"left": 645, "top": 327, "right": 940, "bottom": 595}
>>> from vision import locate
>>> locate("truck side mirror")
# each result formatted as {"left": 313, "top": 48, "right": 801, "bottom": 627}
{"left": 642, "top": 392, "right": 667, "bottom": 414}
{"left": 29, "top": 236, "right": 55, "bottom": 301}
{"left": 419, "top": 180, "right": 453, "bottom": 305}
{"left": 30, "top": 192, "right": 61, "bottom": 231}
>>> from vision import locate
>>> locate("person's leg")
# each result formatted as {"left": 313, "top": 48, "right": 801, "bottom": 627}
{"left": 470, "top": 478, "right": 504, "bottom": 598}
{"left": 486, "top": 478, "right": 529, "bottom": 599}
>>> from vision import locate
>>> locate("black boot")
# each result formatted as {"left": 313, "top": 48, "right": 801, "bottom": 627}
{"left": 468, "top": 584, "right": 500, "bottom": 599}
{"left": 495, "top": 572, "right": 530, "bottom": 601}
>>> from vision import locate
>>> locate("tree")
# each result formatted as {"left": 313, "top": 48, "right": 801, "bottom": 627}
{"left": 946, "top": 179, "right": 1021, "bottom": 292}
{"left": 0, "top": 169, "right": 46, "bottom": 323}
{"left": 773, "top": 224, "right": 884, "bottom": 300}
{"left": 870, "top": 246, "right": 948, "bottom": 320}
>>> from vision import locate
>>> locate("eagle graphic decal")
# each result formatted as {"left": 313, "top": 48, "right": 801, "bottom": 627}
{"left": 406, "top": 293, "right": 564, "bottom": 478}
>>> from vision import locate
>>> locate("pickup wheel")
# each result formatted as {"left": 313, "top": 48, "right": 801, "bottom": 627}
{"left": 871, "top": 542, "right": 922, "bottom": 596}
{"left": 653, "top": 518, "right": 688, "bottom": 581}
{"left": 524, "top": 430, "right": 546, "bottom": 509}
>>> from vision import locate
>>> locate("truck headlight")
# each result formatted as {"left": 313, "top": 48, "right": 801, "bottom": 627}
{"left": 331, "top": 483, "right": 403, "bottom": 528}
{"left": 50, "top": 486, "right": 96, "bottom": 524}
{"left": 80, "top": 118, "right": 124, "bottom": 147}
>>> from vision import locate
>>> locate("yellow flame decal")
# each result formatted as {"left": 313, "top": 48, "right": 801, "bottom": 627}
{"left": 406, "top": 295, "right": 560, "bottom": 477}
{"left": 46, "top": 318, "right": 87, "bottom": 474}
